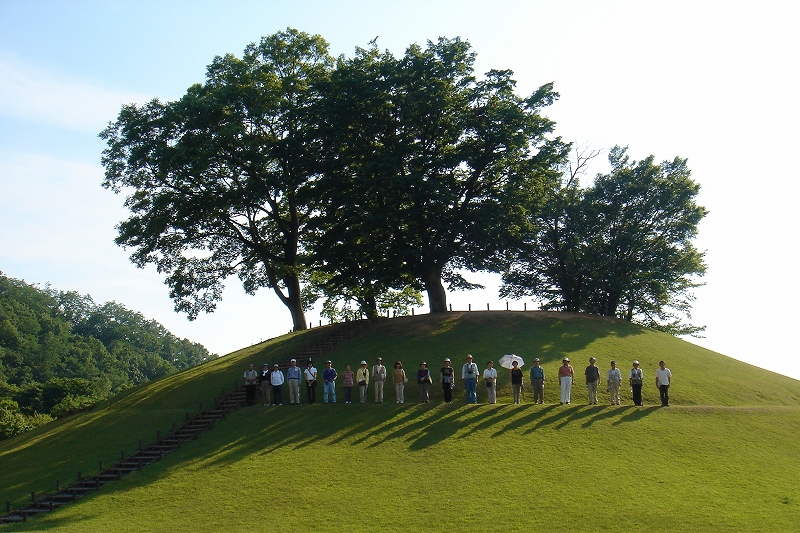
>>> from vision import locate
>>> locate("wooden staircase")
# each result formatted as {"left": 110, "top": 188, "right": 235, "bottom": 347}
{"left": 0, "top": 318, "right": 382, "bottom": 524}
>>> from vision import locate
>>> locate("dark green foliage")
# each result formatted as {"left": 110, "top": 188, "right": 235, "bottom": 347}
{"left": 100, "top": 28, "right": 334, "bottom": 332}
{"left": 502, "top": 146, "right": 707, "bottom": 334}
{"left": 313, "top": 38, "right": 569, "bottom": 313}
{"left": 0, "top": 273, "right": 212, "bottom": 438}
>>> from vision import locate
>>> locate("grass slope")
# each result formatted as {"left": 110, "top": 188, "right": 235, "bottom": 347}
{"left": 2, "top": 312, "right": 799, "bottom": 532}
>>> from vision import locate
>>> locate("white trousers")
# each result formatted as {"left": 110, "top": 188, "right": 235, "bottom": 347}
{"left": 560, "top": 376, "right": 572, "bottom": 403}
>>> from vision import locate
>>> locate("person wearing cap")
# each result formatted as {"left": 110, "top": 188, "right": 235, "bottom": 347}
{"left": 607, "top": 360, "right": 622, "bottom": 405}
{"left": 244, "top": 363, "right": 259, "bottom": 406}
{"left": 372, "top": 357, "right": 387, "bottom": 403}
{"left": 356, "top": 361, "right": 370, "bottom": 403}
{"left": 484, "top": 360, "right": 498, "bottom": 404}
{"left": 440, "top": 358, "right": 455, "bottom": 403}
{"left": 286, "top": 358, "right": 302, "bottom": 404}
{"left": 259, "top": 363, "right": 272, "bottom": 406}
{"left": 529, "top": 358, "right": 545, "bottom": 404}
{"left": 342, "top": 364, "right": 355, "bottom": 404}
{"left": 392, "top": 361, "right": 407, "bottom": 404}
{"left": 585, "top": 357, "right": 601, "bottom": 405}
{"left": 270, "top": 363, "right": 285, "bottom": 405}
{"left": 304, "top": 360, "right": 318, "bottom": 404}
{"left": 558, "top": 358, "right": 574, "bottom": 404}
{"left": 322, "top": 360, "right": 337, "bottom": 403}
{"left": 462, "top": 354, "right": 479, "bottom": 404}
{"left": 417, "top": 362, "right": 432, "bottom": 403}
{"left": 656, "top": 360, "right": 672, "bottom": 407}
{"left": 629, "top": 361, "right": 643, "bottom": 406}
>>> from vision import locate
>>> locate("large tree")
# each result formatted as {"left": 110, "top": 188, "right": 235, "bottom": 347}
{"left": 100, "top": 29, "right": 332, "bottom": 331}
{"left": 502, "top": 146, "right": 708, "bottom": 334}
{"left": 314, "top": 39, "right": 569, "bottom": 313}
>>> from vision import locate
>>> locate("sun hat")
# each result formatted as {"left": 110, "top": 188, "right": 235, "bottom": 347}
{"left": 563, "top": 357, "right": 570, "bottom": 362}
{"left": 633, "top": 360, "right": 640, "bottom": 365}
{"left": 360, "top": 360, "right": 367, "bottom": 365}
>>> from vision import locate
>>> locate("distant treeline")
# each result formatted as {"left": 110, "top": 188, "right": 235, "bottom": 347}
{"left": 0, "top": 272, "right": 213, "bottom": 439}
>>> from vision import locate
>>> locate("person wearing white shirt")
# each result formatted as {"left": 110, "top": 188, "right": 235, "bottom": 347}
{"left": 304, "top": 361, "right": 318, "bottom": 404}
{"left": 270, "top": 364, "right": 285, "bottom": 405}
{"left": 607, "top": 361, "right": 622, "bottom": 405}
{"left": 372, "top": 357, "right": 387, "bottom": 403}
{"left": 655, "top": 360, "right": 672, "bottom": 406}
{"left": 483, "top": 361, "right": 498, "bottom": 404}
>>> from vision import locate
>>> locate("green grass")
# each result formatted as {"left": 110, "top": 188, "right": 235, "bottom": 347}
{"left": 2, "top": 312, "right": 800, "bottom": 532}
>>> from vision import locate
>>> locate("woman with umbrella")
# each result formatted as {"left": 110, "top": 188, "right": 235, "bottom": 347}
{"left": 499, "top": 354, "right": 525, "bottom": 404}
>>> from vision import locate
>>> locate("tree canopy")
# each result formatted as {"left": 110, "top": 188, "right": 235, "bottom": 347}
{"left": 311, "top": 38, "right": 568, "bottom": 313}
{"left": 101, "top": 28, "right": 333, "bottom": 331}
{"left": 501, "top": 146, "right": 707, "bottom": 334}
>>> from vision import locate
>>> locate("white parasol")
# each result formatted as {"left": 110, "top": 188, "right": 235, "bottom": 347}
{"left": 498, "top": 354, "right": 525, "bottom": 369}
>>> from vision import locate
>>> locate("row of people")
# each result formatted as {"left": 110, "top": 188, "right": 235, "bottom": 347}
{"left": 243, "top": 356, "right": 673, "bottom": 406}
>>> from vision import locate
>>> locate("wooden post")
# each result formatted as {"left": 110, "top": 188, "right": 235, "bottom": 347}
{"left": 487, "top": 303, "right": 490, "bottom": 310}
{"left": 506, "top": 301, "right": 509, "bottom": 310}
{"left": 524, "top": 302, "right": 527, "bottom": 311}
{"left": 77, "top": 471, "right": 82, "bottom": 481}
{"left": 449, "top": 304, "right": 452, "bottom": 311}
{"left": 411, "top": 308, "right": 414, "bottom": 316}
{"left": 7, "top": 500, "right": 11, "bottom": 512}
{"left": 99, "top": 461, "right": 103, "bottom": 472}
{"left": 56, "top": 480, "right": 60, "bottom": 491}
{"left": 31, "top": 492, "right": 36, "bottom": 503}
{"left": 469, "top": 304, "right": 471, "bottom": 312}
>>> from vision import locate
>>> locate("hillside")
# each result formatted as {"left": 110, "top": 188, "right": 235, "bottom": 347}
{"left": 1, "top": 312, "right": 799, "bottom": 532}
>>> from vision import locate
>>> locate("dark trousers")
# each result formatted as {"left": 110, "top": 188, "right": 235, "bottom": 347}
{"left": 632, "top": 384, "right": 643, "bottom": 406}
{"left": 245, "top": 384, "right": 257, "bottom": 406}
{"left": 306, "top": 381, "right": 317, "bottom": 404}
{"left": 442, "top": 383, "right": 453, "bottom": 403}
{"left": 659, "top": 385, "right": 670, "bottom": 406}
{"left": 272, "top": 384, "right": 283, "bottom": 405}
{"left": 343, "top": 386, "right": 353, "bottom": 403}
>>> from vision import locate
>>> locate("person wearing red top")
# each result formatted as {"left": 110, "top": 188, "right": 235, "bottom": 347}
{"left": 558, "top": 358, "right": 574, "bottom": 404}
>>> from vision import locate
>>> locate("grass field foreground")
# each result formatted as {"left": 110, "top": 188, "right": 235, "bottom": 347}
{"left": 2, "top": 312, "right": 800, "bottom": 531}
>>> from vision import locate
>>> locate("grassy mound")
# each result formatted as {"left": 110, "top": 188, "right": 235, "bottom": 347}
{"left": 2, "top": 312, "right": 799, "bottom": 532}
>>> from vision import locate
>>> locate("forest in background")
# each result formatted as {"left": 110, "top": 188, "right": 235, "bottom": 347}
{"left": 0, "top": 272, "right": 213, "bottom": 438}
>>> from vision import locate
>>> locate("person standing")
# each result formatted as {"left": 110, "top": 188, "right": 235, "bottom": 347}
{"left": 259, "top": 363, "right": 271, "bottom": 407}
{"left": 372, "top": 357, "right": 387, "bottom": 403}
{"left": 607, "top": 360, "right": 622, "bottom": 405}
{"left": 656, "top": 360, "right": 672, "bottom": 406}
{"left": 270, "top": 363, "right": 285, "bottom": 405}
{"left": 322, "top": 360, "right": 337, "bottom": 403}
{"left": 356, "top": 361, "right": 370, "bottom": 404}
{"left": 629, "top": 361, "right": 643, "bottom": 406}
{"left": 342, "top": 364, "right": 355, "bottom": 404}
{"left": 529, "top": 358, "right": 546, "bottom": 404}
{"left": 417, "top": 362, "right": 432, "bottom": 403}
{"left": 305, "top": 360, "right": 318, "bottom": 404}
{"left": 244, "top": 363, "right": 259, "bottom": 406}
{"left": 585, "top": 357, "right": 600, "bottom": 405}
{"left": 462, "top": 355, "right": 479, "bottom": 404}
{"left": 392, "top": 361, "right": 407, "bottom": 404}
{"left": 510, "top": 360, "right": 523, "bottom": 404}
{"left": 558, "top": 358, "right": 574, "bottom": 404}
{"left": 484, "top": 361, "right": 498, "bottom": 404}
{"left": 285, "top": 358, "right": 302, "bottom": 404}
{"left": 440, "top": 358, "right": 455, "bottom": 403}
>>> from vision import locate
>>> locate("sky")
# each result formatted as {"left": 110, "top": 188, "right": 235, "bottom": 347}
{"left": 1, "top": 0, "right": 798, "bottom": 380}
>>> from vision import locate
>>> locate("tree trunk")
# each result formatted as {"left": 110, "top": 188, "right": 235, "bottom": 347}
{"left": 422, "top": 267, "right": 448, "bottom": 313}
{"left": 284, "top": 275, "right": 307, "bottom": 331}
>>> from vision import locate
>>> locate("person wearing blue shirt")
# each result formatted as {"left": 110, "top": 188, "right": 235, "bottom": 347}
{"left": 286, "top": 358, "right": 303, "bottom": 404}
{"left": 322, "top": 360, "right": 337, "bottom": 403}
{"left": 529, "top": 358, "right": 546, "bottom": 404}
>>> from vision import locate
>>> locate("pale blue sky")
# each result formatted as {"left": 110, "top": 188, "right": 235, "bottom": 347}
{"left": 1, "top": 1, "right": 798, "bottom": 379}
